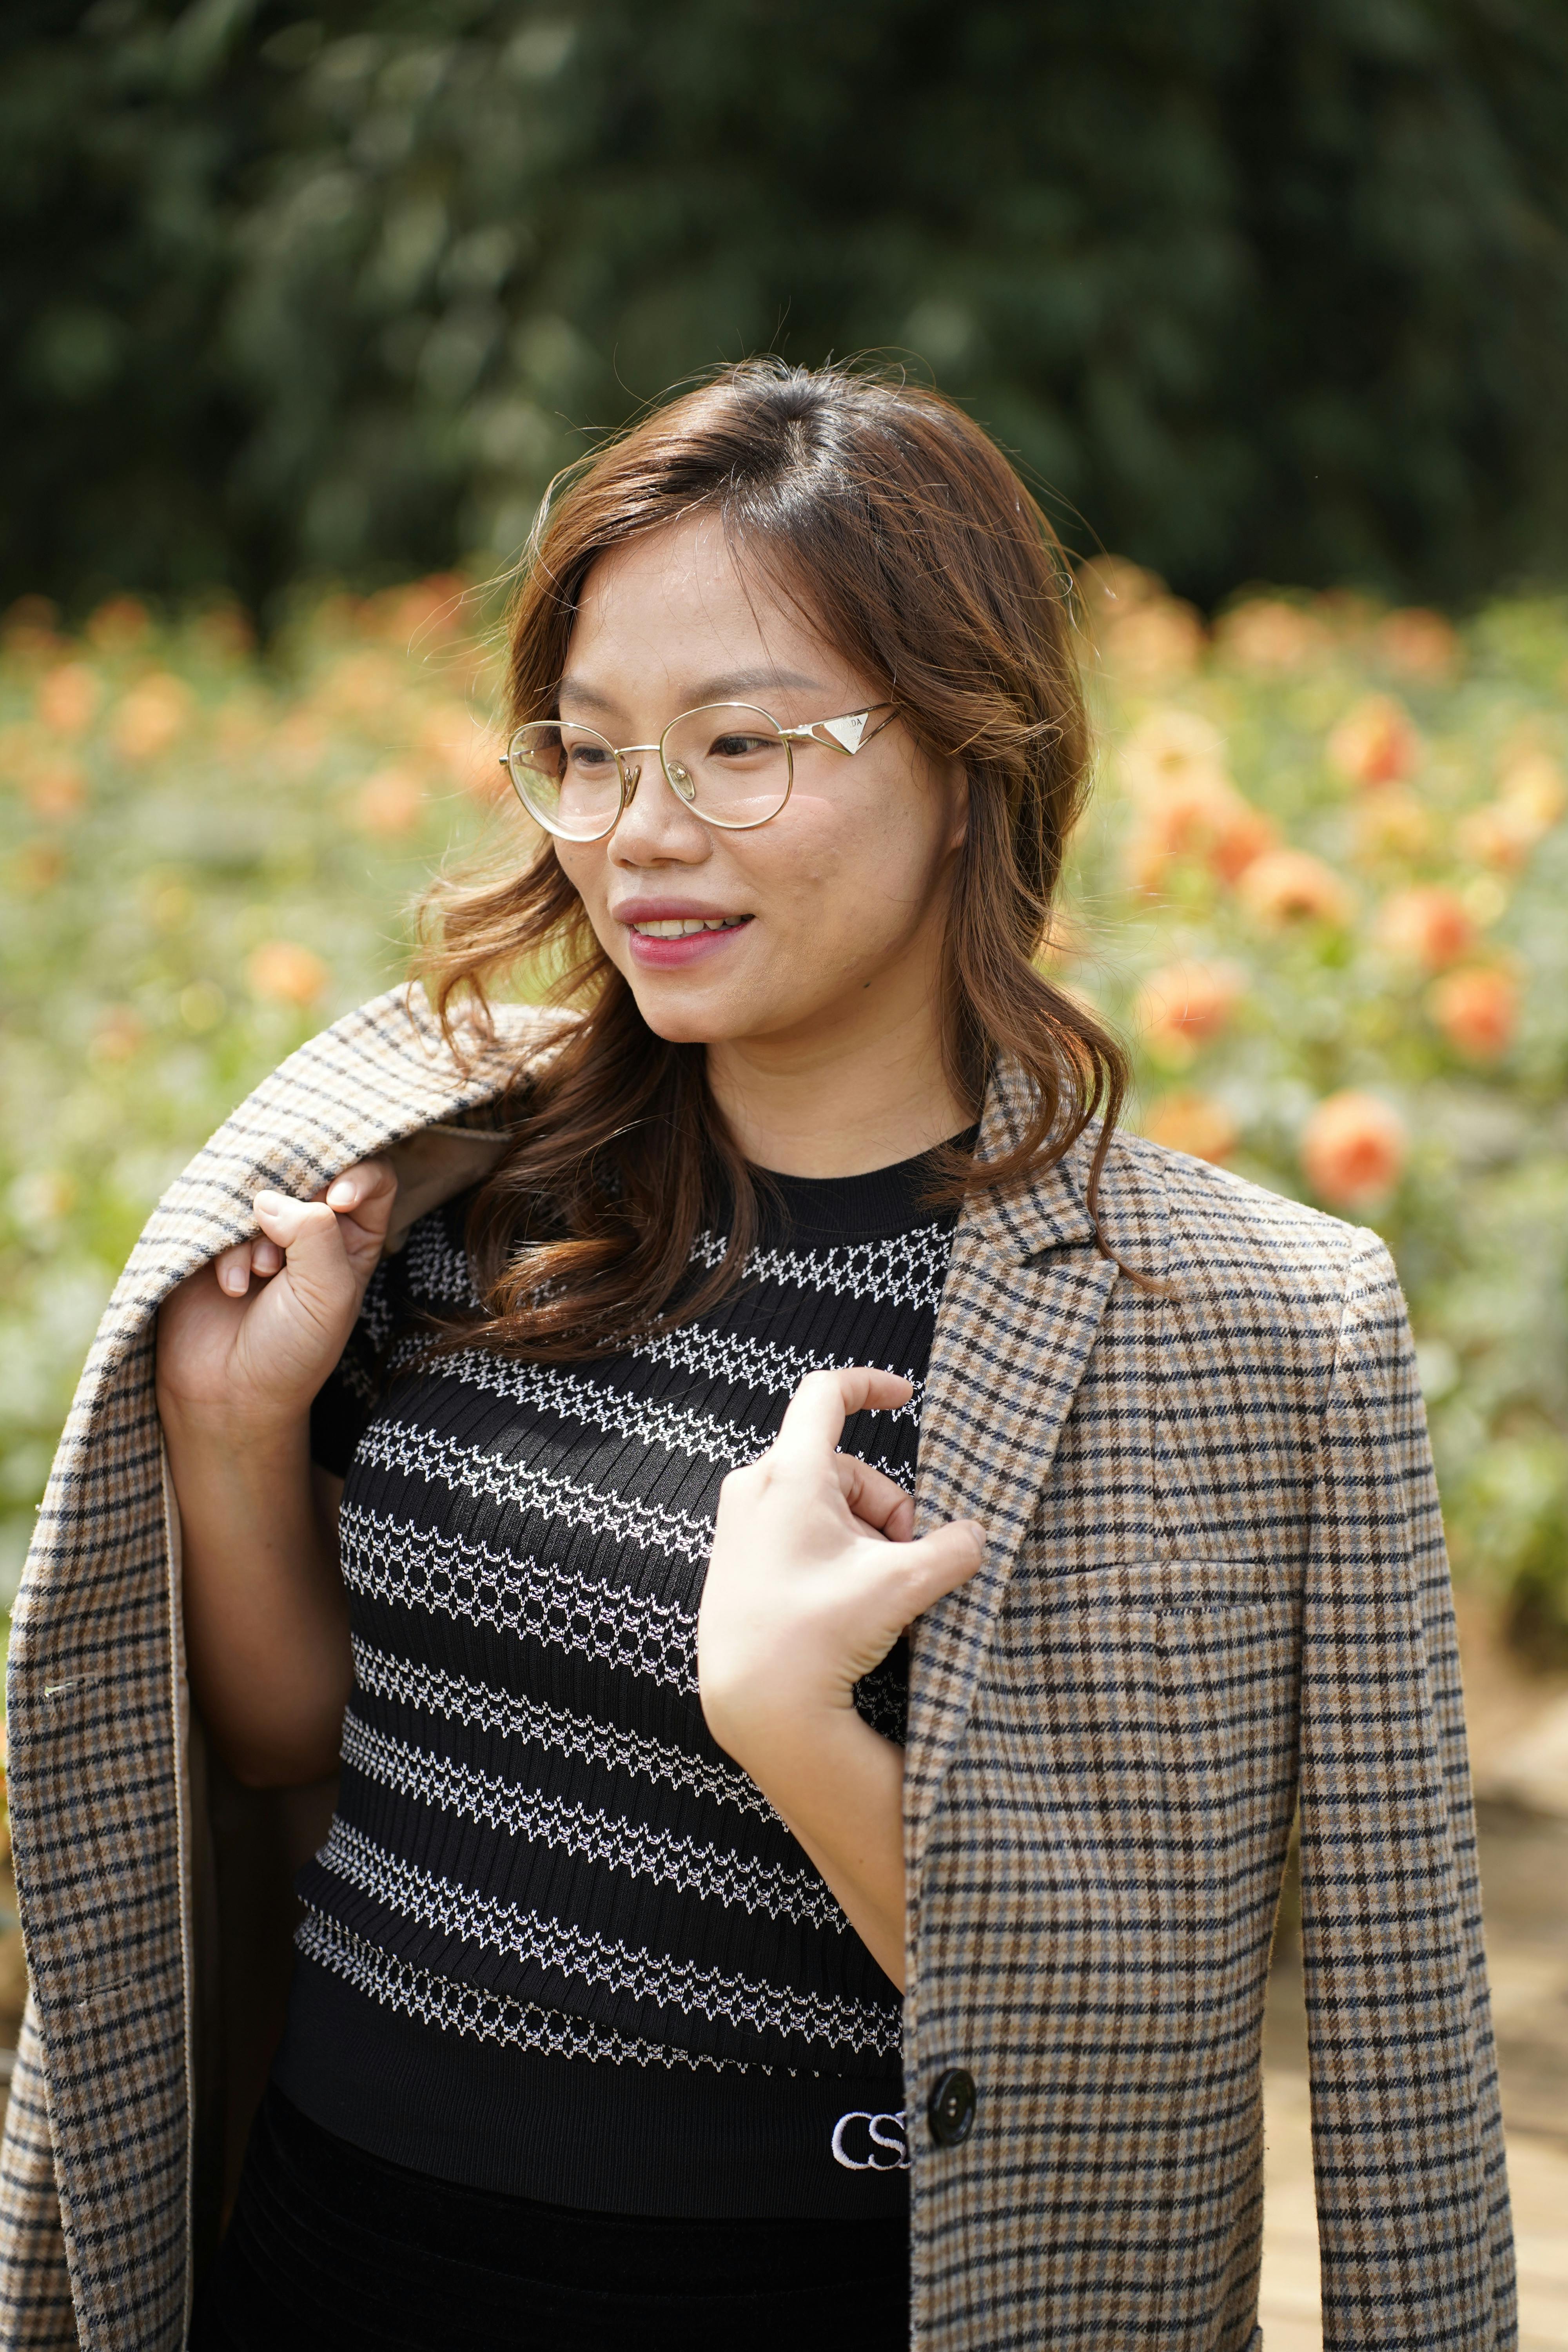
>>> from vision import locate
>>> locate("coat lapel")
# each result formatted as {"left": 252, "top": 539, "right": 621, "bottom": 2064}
{"left": 905, "top": 1064, "right": 1118, "bottom": 1854}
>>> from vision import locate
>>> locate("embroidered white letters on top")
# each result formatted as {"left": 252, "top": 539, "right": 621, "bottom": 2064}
{"left": 830, "top": 2110, "right": 909, "bottom": 2171}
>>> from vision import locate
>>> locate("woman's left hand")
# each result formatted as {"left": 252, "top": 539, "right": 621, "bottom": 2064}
{"left": 698, "top": 1365, "right": 984, "bottom": 1768}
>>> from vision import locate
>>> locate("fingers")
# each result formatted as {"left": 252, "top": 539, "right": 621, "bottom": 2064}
{"left": 323, "top": 1155, "right": 398, "bottom": 1240}
{"left": 835, "top": 1455, "right": 916, "bottom": 1541}
{"left": 214, "top": 1240, "right": 255, "bottom": 1298}
{"left": 252, "top": 1192, "right": 355, "bottom": 1300}
{"left": 774, "top": 1367, "right": 914, "bottom": 1463}
{"left": 222, "top": 1157, "right": 394, "bottom": 1296}
{"left": 896, "top": 1519, "right": 987, "bottom": 1616}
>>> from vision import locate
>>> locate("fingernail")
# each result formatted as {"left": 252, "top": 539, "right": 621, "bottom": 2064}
{"left": 221, "top": 1266, "right": 247, "bottom": 1295}
{"left": 254, "top": 1189, "right": 283, "bottom": 1210}
{"left": 326, "top": 1180, "right": 354, "bottom": 1207}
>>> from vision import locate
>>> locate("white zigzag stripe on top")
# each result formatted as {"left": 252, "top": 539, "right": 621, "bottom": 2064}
{"left": 405, "top": 1352, "right": 767, "bottom": 1475}
{"left": 316, "top": 1818, "right": 899, "bottom": 2056}
{"left": 338, "top": 1712, "right": 840, "bottom": 1929}
{"left": 691, "top": 1222, "right": 954, "bottom": 1313}
{"left": 352, "top": 1421, "right": 716, "bottom": 1563}
{"left": 339, "top": 1507, "right": 699, "bottom": 1690}
{"left": 351, "top": 1639, "right": 775, "bottom": 1823}
{"left": 630, "top": 1321, "right": 924, "bottom": 1416}
{"left": 398, "top": 1216, "right": 481, "bottom": 1305}
{"left": 295, "top": 1907, "right": 764, "bottom": 2073}
{"left": 381, "top": 1350, "right": 916, "bottom": 1492}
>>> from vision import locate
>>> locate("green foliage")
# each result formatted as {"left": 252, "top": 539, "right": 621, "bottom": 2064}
{"left": 5, "top": 0, "right": 1568, "bottom": 615}
{"left": 0, "top": 577, "right": 504, "bottom": 1596}
{"left": 2, "top": 572, "right": 1566, "bottom": 1646}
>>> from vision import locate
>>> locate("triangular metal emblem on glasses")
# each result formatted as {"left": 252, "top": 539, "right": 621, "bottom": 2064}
{"left": 820, "top": 711, "right": 871, "bottom": 753}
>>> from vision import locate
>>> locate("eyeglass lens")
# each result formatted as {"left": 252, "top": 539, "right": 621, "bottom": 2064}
{"left": 505, "top": 703, "right": 793, "bottom": 840}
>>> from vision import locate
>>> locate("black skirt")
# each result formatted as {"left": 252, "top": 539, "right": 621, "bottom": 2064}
{"left": 192, "top": 2086, "right": 910, "bottom": 2352}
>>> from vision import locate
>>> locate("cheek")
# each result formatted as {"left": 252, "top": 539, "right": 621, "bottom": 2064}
{"left": 554, "top": 844, "right": 606, "bottom": 919}
{"left": 782, "top": 791, "right": 942, "bottom": 915}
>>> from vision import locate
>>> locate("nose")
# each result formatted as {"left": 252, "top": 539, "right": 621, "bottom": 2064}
{"left": 608, "top": 752, "right": 709, "bottom": 864}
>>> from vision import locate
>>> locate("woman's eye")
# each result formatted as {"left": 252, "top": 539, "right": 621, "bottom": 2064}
{"left": 711, "top": 733, "right": 771, "bottom": 759}
{"left": 569, "top": 745, "right": 613, "bottom": 771}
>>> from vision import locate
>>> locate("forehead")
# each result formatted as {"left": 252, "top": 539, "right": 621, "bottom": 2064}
{"left": 568, "top": 516, "right": 840, "bottom": 686}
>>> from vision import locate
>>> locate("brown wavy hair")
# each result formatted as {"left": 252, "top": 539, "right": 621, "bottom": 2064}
{"left": 415, "top": 359, "right": 1127, "bottom": 1361}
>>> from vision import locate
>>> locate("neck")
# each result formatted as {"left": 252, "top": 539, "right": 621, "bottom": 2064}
{"left": 704, "top": 992, "right": 972, "bottom": 1180}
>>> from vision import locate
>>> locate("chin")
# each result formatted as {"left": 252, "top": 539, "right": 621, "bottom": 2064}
{"left": 623, "top": 982, "right": 740, "bottom": 1047}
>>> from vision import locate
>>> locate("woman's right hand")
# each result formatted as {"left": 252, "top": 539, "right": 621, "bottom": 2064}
{"left": 156, "top": 1157, "right": 397, "bottom": 1442}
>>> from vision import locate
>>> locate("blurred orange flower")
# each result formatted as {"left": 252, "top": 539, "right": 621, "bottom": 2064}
{"left": 1327, "top": 694, "right": 1420, "bottom": 788}
{"left": 1076, "top": 556, "right": 1162, "bottom": 622}
{"left": 1134, "top": 960, "right": 1243, "bottom": 1067}
{"left": 191, "top": 604, "right": 255, "bottom": 661}
{"left": 247, "top": 941, "right": 330, "bottom": 1007}
{"left": 1142, "top": 1090, "right": 1240, "bottom": 1164}
{"left": 1216, "top": 599, "right": 1330, "bottom": 674}
{"left": 1207, "top": 800, "right": 1278, "bottom": 883}
{"left": 1373, "top": 610, "right": 1463, "bottom": 682}
{"left": 1376, "top": 885, "right": 1476, "bottom": 971}
{"left": 35, "top": 662, "right": 102, "bottom": 736}
{"left": 366, "top": 574, "right": 467, "bottom": 648}
{"left": 313, "top": 650, "right": 403, "bottom": 723}
{"left": 354, "top": 766, "right": 425, "bottom": 836}
{"left": 1497, "top": 750, "right": 1565, "bottom": 841}
{"left": 1300, "top": 1092, "right": 1406, "bottom": 1210}
{"left": 2, "top": 595, "right": 63, "bottom": 661}
{"left": 1103, "top": 598, "right": 1205, "bottom": 688}
{"left": 1428, "top": 967, "right": 1519, "bottom": 1062}
{"left": 1236, "top": 848, "right": 1353, "bottom": 927}
{"left": 1118, "top": 710, "right": 1276, "bottom": 889}
{"left": 1351, "top": 786, "right": 1434, "bottom": 864}
{"left": 10, "top": 842, "right": 65, "bottom": 891}
{"left": 24, "top": 762, "right": 87, "bottom": 821}
{"left": 1118, "top": 708, "right": 1227, "bottom": 804}
{"left": 88, "top": 1006, "right": 145, "bottom": 1065}
{"left": 1122, "top": 777, "right": 1241, "bottom": 892}
{"left": 109, "top": 674, "right": 193, "bottom": 762}
{"left": 1455, "top": 802, "right": 1534, "bottom": 872}
{"left": 85, "top": 596, "right": 151, "bottom": 653}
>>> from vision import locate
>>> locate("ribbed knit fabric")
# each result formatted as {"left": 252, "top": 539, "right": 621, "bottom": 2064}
{"left": 192, "top": 2085, "right": 910, "bottom": 2352}
{"left": 278, "top": 1138, "right": 966, "bottom": 2218}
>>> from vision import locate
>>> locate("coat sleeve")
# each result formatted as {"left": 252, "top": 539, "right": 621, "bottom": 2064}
{"left": 1299, "top": 1230, "right": 1515, "bottom": 2352}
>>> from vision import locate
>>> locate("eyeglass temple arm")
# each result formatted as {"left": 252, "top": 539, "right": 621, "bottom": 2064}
{"left": 780, "top": 705, "right": 898, "bottom": 756}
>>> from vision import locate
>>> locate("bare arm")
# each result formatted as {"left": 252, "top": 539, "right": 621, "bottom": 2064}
{"left": 156, "top": 1161, "right": 396, "bottom": 1788}
{"left": 697, "top": 1368, "right": 984, "bottom": 1988}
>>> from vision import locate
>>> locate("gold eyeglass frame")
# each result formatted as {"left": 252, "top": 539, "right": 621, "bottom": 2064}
{"left": 499, "top": 700, "right": 898, "bottom": 841}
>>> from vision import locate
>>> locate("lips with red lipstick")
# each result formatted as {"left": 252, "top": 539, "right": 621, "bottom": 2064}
{"left": 613, "top": 899, "right": 753, "bottom": 971}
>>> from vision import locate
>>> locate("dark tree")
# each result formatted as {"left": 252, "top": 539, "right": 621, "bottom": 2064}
{"left": 4, "top": 0, "right": 1567, "bottom": 614}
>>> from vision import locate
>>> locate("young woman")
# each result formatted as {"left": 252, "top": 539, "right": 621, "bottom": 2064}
{"left": 2, "top": 365, "right": 1511, "bottom": 2352}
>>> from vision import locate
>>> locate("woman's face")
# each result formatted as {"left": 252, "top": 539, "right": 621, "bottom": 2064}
{"left": 551, "top": 518, "right": 967, "bottom": 1057}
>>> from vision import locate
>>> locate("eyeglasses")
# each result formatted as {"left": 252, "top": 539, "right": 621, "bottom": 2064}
{"left": 499, "top": 700, "right": 898, "bottom": 842}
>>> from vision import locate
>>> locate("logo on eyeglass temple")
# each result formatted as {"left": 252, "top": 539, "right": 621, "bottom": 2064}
{"left": 820, "top": 711, "right": 871, "bottom": 753}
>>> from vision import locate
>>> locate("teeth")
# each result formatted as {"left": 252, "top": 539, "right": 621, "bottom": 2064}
{"left": 632, "top": 917, "right": 742, "bottom": 937}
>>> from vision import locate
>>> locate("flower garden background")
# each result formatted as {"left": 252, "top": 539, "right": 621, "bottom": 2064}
{"left": 2, "top": 568, "right": 1567, "bottom": 1670}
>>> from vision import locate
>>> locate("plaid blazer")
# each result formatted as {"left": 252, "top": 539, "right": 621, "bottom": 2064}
{"left": 0, "top": 987, "right": 1514, "bottom": 2350}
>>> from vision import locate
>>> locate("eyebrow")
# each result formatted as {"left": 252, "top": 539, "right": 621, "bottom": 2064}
{"left": 557, "top": 667, "right": 829, "bottom": 717}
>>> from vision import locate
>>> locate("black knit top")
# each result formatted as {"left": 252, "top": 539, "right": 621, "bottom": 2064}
{"left": 274, "top": 1140, "right": 965, "bottom": 2220}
